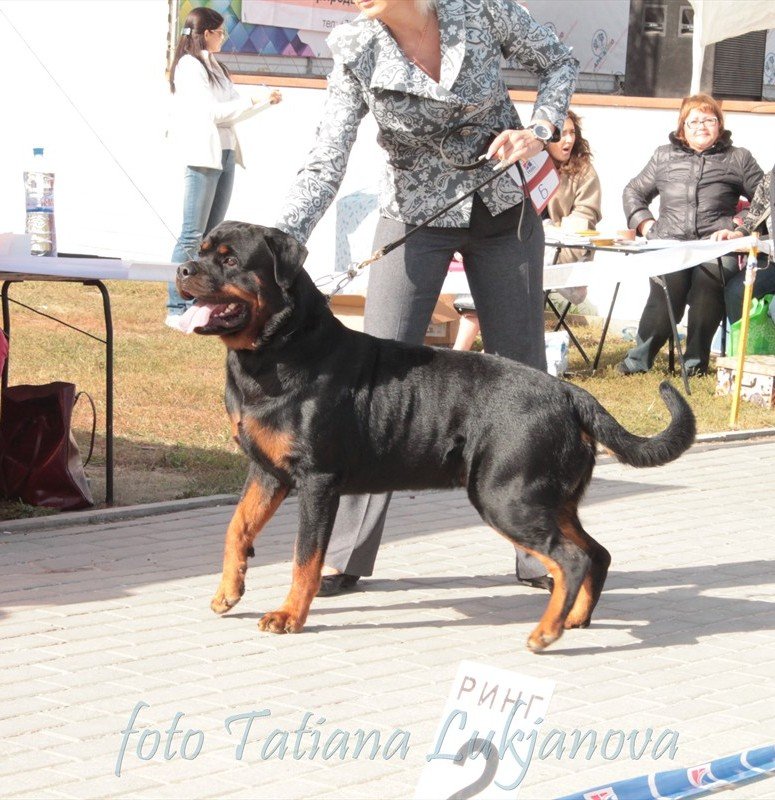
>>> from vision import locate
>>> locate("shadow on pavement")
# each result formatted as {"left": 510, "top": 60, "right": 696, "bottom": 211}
{"left": 222, "top": 561, "right": 775, "bottom": 654}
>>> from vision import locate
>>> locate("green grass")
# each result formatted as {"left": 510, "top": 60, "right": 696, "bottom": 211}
{"left": 1, "top": 282, "right": 771, "bottom": 519}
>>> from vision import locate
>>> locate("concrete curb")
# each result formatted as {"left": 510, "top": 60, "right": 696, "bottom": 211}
{"left": 2, "top": 427, "right": 773, "bottom": 534}
{"left": 0, "top": 494, "right": 239, "bottom": 533}
{"left": 694, "top": 427, "right": 775, "bottom": 444}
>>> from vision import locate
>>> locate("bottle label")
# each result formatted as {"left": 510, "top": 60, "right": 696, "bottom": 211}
{"left": 23, "top": 168, "right": 56, "bottom": 256}
{"left": 23, "top": 171, "right": 55, "bottom": 212}
{"left": 25, "top": 211, "right": 56, "bottom": 257}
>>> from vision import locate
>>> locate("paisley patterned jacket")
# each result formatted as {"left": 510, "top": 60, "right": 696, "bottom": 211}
{"left": 736, "top": 170, "right": 772, "bottom": 235}
{"left": 277, "top": 0, "right": 578, "bottom": 243}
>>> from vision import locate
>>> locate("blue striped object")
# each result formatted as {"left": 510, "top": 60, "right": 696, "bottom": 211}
{"left": 555, "top": 744, "right": 775, "bottom": 800}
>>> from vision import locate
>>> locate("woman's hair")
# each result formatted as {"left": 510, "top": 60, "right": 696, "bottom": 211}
{"left": 415, "top": 0, "right": 438, "bottom": 14}
{"left": 675, "top": 93, "right": 725, "bottom": 144}
{"left": 557, "top": 110, "right": 593, "bottom": 177}
{"left": 169, "top": 6, "right": 230, "bottom": 93}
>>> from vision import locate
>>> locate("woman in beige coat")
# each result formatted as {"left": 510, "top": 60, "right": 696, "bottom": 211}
{"left": 543, "top": 109, "right": 602, "bottom": 305}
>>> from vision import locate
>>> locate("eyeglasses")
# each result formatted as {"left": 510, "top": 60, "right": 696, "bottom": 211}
{"left": 685, "top": 117, "right": 718, "bottom": 129}
{"left": 208, "top": 28, "right": 228, "bottom": 39}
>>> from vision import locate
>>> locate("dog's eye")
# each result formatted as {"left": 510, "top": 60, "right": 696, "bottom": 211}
{"left": 223, "top": 256, "right": 238, "bottom": 267}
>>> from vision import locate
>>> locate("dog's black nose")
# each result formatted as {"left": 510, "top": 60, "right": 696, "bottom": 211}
{"left": 177, "top": 261, "right": 197, "bottom": 280}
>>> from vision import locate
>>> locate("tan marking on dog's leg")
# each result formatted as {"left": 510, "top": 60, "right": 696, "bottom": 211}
{"left": 241, "top": 418, "right": 294, "bottom": 468}
{"left": 515, "top": 546, "right": 569, "bottom": 652}
{"left": 491, "top": 527, "right": 569, "bottom": 649}
{"left": 258, "top": 549, "right": 324, "bottom": 634}
{"left": 211, "top": 482, "right": 287, "bottom": 615}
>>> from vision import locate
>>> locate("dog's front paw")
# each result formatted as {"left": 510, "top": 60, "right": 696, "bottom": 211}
{"left": 527, "top": 626, "right": 562, "bottom": 652}
{"left": 210, "top": 581, "right": 244, "bottom": 615}
{"left": 258, "top": 610, "right": 304, "bottom": 634}
{"left": 563, "top": 613, "right": 591, "bottom": 630}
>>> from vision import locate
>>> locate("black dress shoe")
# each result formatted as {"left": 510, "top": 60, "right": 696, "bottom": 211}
{"left": 519, "top": 575, "right": 554, "bottom": 591}
{"left": 317, "top": 573, "right": 360, "bottom": 597}
{"left": 516, "top": 553, "right": 554, "bottom": 591}
{"left": 614, "top": 360, "right": 646, "bottom": 376}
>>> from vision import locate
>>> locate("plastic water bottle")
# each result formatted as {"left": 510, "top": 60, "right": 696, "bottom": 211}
{"left": 24, "top": 147, "right": 57, "bottom": 256}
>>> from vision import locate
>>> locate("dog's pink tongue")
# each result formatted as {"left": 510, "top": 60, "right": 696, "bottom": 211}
{"left": 169, "top": 303, "right": 215, "bottom": 334}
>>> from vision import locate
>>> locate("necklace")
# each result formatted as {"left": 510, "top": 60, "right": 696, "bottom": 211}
{"left": 404, "top": 13, "right": 437, "bottom": 79}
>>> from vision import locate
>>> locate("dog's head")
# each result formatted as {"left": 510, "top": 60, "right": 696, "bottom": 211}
{"left": 176, "top": 222, "right": 308, "bottom": 350}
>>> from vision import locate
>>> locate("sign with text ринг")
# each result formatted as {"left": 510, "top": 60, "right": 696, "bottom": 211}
{"left": 415, "top": 661, "right": 554, "bottom": 799}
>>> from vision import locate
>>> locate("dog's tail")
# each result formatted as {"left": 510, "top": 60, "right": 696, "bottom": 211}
{"left": 571, "top": 380, "right": 696, "bottom": 468}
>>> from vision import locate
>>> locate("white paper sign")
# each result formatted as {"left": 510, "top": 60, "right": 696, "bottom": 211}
{"left": 522, "top": 0, "right": 630, "bottom": 75}
{"left": 528, "top": 169, "right": 560, "bottom": 213}
{"left": 241, "top": 0, "right": 357, "bottom": 33}
{"left": 415, "top": 661, "right": 554, "bottom": 799}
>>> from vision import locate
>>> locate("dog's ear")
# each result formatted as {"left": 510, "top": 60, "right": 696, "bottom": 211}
{"left": 260, "top": 227, "right": 308, "bottom": 289}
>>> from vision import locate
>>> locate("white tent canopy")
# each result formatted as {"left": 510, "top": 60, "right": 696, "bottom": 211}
{"left": 690, "top": 0, "right": 775, "bottom": 93}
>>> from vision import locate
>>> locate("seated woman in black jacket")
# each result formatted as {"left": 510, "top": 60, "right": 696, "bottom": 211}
{"left": 618, "top": 94, "right": 762, "bottom": 376}
{"left": 711, "top": 168, "right": 775, "bottom": 324}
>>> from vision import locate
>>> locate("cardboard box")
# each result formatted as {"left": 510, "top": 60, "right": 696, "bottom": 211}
{"left": 715, "top": 355, "right": 775, "bottom": 409}
{"left": 329, "top": 294, "right": 367, "bottom": 332}
{"left": 330, "top": 294, "right": 460, "bottom": 347}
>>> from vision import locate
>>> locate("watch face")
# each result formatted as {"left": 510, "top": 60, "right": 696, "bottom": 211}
{"left": 530, "top": 123, "right": 551, "bottom": 141}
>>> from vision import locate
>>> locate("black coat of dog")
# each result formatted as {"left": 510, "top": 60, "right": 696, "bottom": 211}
{"left": 177, "top": 221, "right": 696, "bottom": 652}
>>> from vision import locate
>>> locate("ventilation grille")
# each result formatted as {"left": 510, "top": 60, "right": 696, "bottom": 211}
{"left": 712, "top": 30, "right": 766, "bottom": 100}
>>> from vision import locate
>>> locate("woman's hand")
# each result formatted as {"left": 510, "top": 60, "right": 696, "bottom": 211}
{"left": 638, "top": 219, "right": 656, "bottom": 238}
{"left": 486, "top": 128, "right": 546, "bottom": 166}
{"left": 253, "top": 89, "right": 282, "bottom": 106}
{"left": 710, "top": 229, "right": 744, "bottom": 241}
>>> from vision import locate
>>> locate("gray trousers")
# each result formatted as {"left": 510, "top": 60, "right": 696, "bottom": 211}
{"left": 326, "top": 195, "right": 547, "bottom": 579}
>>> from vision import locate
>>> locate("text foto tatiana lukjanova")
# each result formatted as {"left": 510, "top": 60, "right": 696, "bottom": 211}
{"left": 115, "top": 701, "right": 680, "bottom": 785}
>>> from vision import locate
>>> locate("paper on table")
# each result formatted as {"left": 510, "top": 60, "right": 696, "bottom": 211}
{"left": 0, "top": 233, "right": 32, "bottom": 257}
{"left": 337, "top": 234, "right": 772, "bottom": 295}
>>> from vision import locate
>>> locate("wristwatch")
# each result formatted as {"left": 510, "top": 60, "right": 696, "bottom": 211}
{"left": 526, "top": 122, "right": 560, "bottom": 145}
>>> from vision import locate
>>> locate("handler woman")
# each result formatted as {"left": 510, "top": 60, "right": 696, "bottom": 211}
{"left": 276, "top": 0, "right": 578, "bottom": 595}
{"left": 167, "top": 6, "right": 281, "bottom": 323}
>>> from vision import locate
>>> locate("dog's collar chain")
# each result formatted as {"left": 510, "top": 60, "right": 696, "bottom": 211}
{"left": 315, "top": 249, "right": 386, "bottom": 302}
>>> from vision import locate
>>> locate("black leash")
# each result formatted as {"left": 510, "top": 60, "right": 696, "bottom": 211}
{"left": 318, "top": 124, "right": 532, "bottom": 298}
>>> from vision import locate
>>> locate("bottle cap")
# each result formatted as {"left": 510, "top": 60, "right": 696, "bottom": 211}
{"left": 33, "top": 147, "right": 44, "bottom": 156}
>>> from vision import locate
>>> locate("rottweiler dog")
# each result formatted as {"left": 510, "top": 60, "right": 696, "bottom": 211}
{"left": 177, "top": 221, "right": 696, "bottom": 652}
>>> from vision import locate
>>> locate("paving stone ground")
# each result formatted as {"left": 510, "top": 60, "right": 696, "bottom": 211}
{"left": 1, "top": 438, "right": 774, "bottom": 799}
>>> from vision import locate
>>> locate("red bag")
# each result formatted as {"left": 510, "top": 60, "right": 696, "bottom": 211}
{"left": 0, "top": 331, "right": 7, "bottom": 376}
{"left": 0, "top": 382, "right": 96, "bottom": 511}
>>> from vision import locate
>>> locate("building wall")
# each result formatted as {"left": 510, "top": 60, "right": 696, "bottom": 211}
{"left": 625, "top": 0, "right": 713, "bottom": 97}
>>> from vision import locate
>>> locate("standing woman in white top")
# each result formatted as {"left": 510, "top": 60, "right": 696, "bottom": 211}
{"left": 167, "top": 6, "right": 281, "bottom": 322}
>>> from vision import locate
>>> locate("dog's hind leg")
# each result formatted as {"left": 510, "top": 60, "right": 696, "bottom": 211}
{"left": 211, "top": 471, "right": 288, "bottom": 615}
{"left": 515, "top": 535, "right": 590, "bottom": 652}
{"left": 259, "top": 477, "right": 340, "bottom": 635}
{"left": 471, "top": 481, "right": 589, "bottom": 651}
{"left": 557, "top": 504, "right": 611, "bottom": 629}
{"left": 489, "top": 513, "right": 589, "bottom": 651}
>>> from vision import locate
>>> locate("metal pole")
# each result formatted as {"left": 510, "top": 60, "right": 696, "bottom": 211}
{"left": 729, "top": 238, "right": 758, "bottom": 426}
